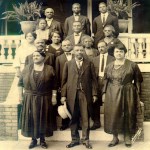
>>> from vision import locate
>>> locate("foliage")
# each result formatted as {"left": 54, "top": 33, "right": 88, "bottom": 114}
{"left": 107, "top": 0, "right": 140, "bottom": 19}
{"left": 1, "top": 1, "right": 43, "bottom": 21}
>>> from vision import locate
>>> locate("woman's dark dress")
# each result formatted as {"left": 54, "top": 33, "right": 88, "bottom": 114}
{"left": 103, "top": 59, "right": 143, "bottom": 135}
{"left": 18, "top": 64, "right": 55, "bottom": 138}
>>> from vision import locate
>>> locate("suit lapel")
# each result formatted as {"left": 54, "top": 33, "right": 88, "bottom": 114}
{"left": 72, "top": 58, "right": 78, "bottom": 73}
{"left": 81, "top": 58, "right": 89, "bottom": 76}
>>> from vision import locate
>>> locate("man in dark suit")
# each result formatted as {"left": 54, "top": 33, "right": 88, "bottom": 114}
{"left": 44, "top": 8, "right": 63, "bottom": 38}
{"left": 56, "top": 39, "right": 74, "bottom": 130}
{"left": 25, "top": 39, "right": 55, "bottom": 68}
{"left": 64, "top": 3, "right": 91, "bottom": 38}
{"left": 61, "top": 44, "right": 98, "bottom": 149}
{"left": 91, "top": 41, "right": 115, "bottom": 130}
{"left": 93, "top": 2, "right": 119, "bottom": 47}
{"left": 65, "top": 21, "right": 87, "bottom": 46}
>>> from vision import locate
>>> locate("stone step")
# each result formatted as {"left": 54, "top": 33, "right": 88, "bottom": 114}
{"left": 18, "top": 116, "right": 150, "bottom": 142}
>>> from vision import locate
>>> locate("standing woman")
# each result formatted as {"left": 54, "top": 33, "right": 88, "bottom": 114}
{"left": 47, "top": 31, "right": 63, "bottom": 58}
{"left": 18, "top": 50, "right": 57, "bottom": 149}
{"left": 13, "top": 32, "right": 37, "bottom": 77}
{"left": 103, "top": 44, "right": 143, "bottom": 147}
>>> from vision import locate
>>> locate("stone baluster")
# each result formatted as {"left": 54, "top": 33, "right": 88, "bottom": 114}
{"left": 146, "top": 38, "right": 150, "bottom": 59}
{"left": 0, "top": 39, "right": 6, "bottom": 62}
{"left": 138, "top": 38, "right": 144, "bottom": 59}
{"left": 7, "top": 40, "right": 13, "bottom": 61}
{"left": 130, "top": 38, "right": 136, "bottom": 59}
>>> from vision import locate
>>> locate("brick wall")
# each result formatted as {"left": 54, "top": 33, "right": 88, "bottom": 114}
{"left": 0, "top": 104, "right": 18, "bottom": 140}
{"left": 141, "top": 73, "right": 150, "bottom": 121}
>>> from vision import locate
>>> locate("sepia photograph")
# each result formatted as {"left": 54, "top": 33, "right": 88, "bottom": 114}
{"left": 0, "top": 0, "right": 150, "bottom": 149}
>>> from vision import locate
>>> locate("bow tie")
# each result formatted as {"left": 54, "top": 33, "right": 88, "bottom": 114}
{"left": 66, "top": 52, "right": 72, "bottom": 56}
{"left": 46, "top": 18, "right": 52, "bottom": 21}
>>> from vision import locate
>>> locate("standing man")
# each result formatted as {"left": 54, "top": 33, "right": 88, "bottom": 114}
{"left": 91, "top": 41, "right": 115, "bottom": 130}
{"left": 56, "top": 40, "right": 74, "bottom": 130}
{"left": 65, "top": 21, "right": 87, "bottom": 46}
{"left": 64, "top": 3, "right": 91, "bottom": 38}
{"left": 61, "top": 44, "right": 98, "bottom": 149}
{"left": 93, "top": 2, "right": 119, "bottom": 47}
{"left": 44, "top": 8, "right": 63, "bottom": 38}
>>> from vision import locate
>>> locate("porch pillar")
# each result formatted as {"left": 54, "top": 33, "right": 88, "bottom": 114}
{"left": 87, "top": 0, "right": 92, "bottom": 33}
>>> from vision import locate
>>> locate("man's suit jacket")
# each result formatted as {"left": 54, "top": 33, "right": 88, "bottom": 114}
{"left": 93, "top": 13, "right": 119, "bottom": 47}
{"left": 65, "top": 33, "right": 87, "bottom": 46}
{"left": 47, "top": 19, "right": 63, "bottom": 37}
{"left": 92, "top": 54, "right": 115, "bottom": 105}
{"left": 55, "top": 53, "right": 69, "bottom": 88}
{"left": 61, "top": 57, "right": 98, "bottom": 119}
{"left": 25, "top": 52, "right": 55, "bottom": 68}
{"left": 64, "top": 15, "right": 91, "bottom": 37}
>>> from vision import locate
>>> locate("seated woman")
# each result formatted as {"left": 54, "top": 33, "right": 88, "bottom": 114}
{"left": 35, "top": 18, "right": 50, "bottom": 44}
{"left": 103, "top": 44, "right": 143, "bottom": 147}
{"left": 47, "top": 31, "right": 63, "bottom": 58}
{"left": 13, "top": 32, "right": 37, "bottom": 77}
{"left": 18, "top": 50, "right": 57, "bottom": 149}
{"left": 82, "top": 35, "right": 99, "bottom": 60}
{"left": 101, "top": 25, "right": 123, "bottom": 56}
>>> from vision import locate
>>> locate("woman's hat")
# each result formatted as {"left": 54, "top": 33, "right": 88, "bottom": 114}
{"left": 58, "top": 102, "right": 72, "bottom": 119}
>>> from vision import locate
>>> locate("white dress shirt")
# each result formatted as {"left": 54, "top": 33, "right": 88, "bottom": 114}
{"left": 65, "top": 52, "right": 72, "bottom": 61}
{"left": 74, "top": 13, "right": 80, "bottom": 21}
{"left": 74, "top": 32, "right": 82, "bottom": 45}
{"left": 46, "top": 18, "right": 53, "bottom": 27}
{"left": 75, "top": 57, "right": 83, "bottom": 69}
{"left": 98, "top": 53, "right": 108, "bottom": 77}
{"left": 101, "top": 12, "right": 108, "bottom": 25}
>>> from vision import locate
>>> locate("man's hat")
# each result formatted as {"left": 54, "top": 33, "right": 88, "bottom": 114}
{"left": 58, "top": 102, "right": 72, "bottom": 119}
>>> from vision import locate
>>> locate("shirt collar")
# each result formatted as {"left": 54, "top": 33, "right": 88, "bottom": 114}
{"left": 73, "top": 13, "right": 80, "bottom": 16}
{"left": 74, "top": 32, "right": 82, "bottom": 36}
{"left": 46, "top": 18, "right": 53, "bottom": 21}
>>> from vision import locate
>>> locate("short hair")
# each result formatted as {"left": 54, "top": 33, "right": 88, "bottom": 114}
{"left": 50, "top": 30, "right": 61, "bottom": 39}
{"left": 72, "top": 3, "right": 81, "bottom": 8}
{"left": 25, "top": 32, "right": 37, "bottom": 39}
{"left": 97, "top": 40, "right": 107, "bottom": 46}
{"left": 38, "top": 18, "right": 47, "bottom": 25}
{"left": 62, "top": 39, "right": 72, "bottom": 45}
{"left": 114, "top": 44, "right": 127, "bottom": 53}
{"left": 81, "top": 36, "right": 94, "bottom": 45}
{"left": 99, "top": 2, "right": 107, "bottom": 6}
{"left": 45, "top": 8, "right": 54, "bottom": 14}
{"left": 34, "top": 38, "right": 45, "bottom": 44}
{"left": 103, "top": 25, "right": 115, "bottom": 34}
{"left": 73, "top": 44, "right": 84, "bottom": 49}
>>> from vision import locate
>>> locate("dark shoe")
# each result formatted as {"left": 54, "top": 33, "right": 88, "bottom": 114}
{"left": 83, "top": 143, "right": 92, "bottom": 149}
{"left": 90, "top": 125, "right": 101, "bottom": 130}
{"left": 29, "top": 139, "right": 37, "bottom": 149}
{"left": 60, "top": 125, "right": 68, "bottom": 130}
{"left": 40, "top": 141, "right": 48, "bottom": 149}
{"left": 66, "top": 142, "right": 80, "bottom": 148}
{"left": 125, "top": 144, "right": 132, "bottom": 147}
{"left": 78, "top": 126, "right": 82, "bottom": 130}
{"left": 108, "top": 139, "right": 119, "bottom": 147}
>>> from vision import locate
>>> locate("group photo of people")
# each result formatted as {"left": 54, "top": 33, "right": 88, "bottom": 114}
{"left": 12, "top": 1, "right": 143, "bottom": 149}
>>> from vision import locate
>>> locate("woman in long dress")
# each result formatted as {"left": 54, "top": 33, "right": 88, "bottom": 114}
{"left": 103, "top": 44, "right": 143, "bottom": 147}
{"left": 18, "top": 50, "right": 57, "bottom": 149}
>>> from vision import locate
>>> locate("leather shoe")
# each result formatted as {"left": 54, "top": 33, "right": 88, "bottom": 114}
{"left": 40, "top": 141, "right": 48, "bottom": 149}
{"left": 83, "top": 143, "right": 92, "bottom": 149}
{"left": 29, "top": 139, "right": 37, "bottom": 149}
{"left": 90, "top": 125, "right": 101, "bottom": 130}
{"left": 125, "top": 144, "right": 132, "bottom": 147}
{"left": 66, "top": 142, "right": 80, "bottom": 148}
{"left": 60, "top": 125, "right": 68, "bottom": 130}
{"left": 108, "top": 139, "right": 119, "bottom": 147}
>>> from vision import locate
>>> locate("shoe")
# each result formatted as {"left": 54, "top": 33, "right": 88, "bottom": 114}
{"left": 90, "top": 125, "right": 101, "bottom": 130}
{"left": 82, "top": 143, "right": 92, "bottom": 149}
{"left": 66, "top": 142, "right": 80, "bottom": 148}
{"left": 78, "top": 126, "right": 82, "bottom": 130}
{"left": 29, "top": 139, "right": 37, "bottom": 149}
{"left": 40, "top": 141, "right": 48, "bottom": 149}
{"left": 125, "top": 144, "right": 132, "bottom": 147}
{"left": 108, "top": 139, "right": 119, "bottom": 147}
{"left": 60, "top": 125, "right": 68, "bottom": 130}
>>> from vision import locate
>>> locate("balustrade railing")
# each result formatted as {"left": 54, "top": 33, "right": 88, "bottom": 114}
{"left": 0, "top": 34, "right": 150, "bottom": 64}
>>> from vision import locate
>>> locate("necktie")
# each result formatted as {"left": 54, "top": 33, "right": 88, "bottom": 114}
{"left": 103, "top": 14, "right": 105, "bottom": 25}
{"left": 101, "top": 54, "right": 104, "bottom": 72}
